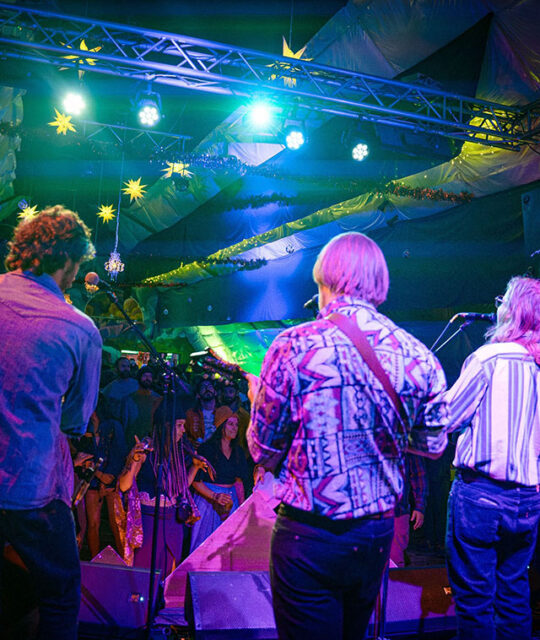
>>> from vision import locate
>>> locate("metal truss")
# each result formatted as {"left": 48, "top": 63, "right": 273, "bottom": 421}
{"left": 80, "top": 120, "right": 191, "bottom": 153}
{"left": 1, "top": 3, "right": 539, "bottom": 150}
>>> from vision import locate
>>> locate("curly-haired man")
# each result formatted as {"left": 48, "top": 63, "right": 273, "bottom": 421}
{"left": 0, "top": 205, "right": 102, "bottom": 640}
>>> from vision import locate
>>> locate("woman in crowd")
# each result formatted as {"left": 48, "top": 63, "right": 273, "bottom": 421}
{"left": 189, "top": 408, "right": 249, "bottom": 551}
{"left": 116, "top": 402, "right": 212, "bottom": 576}
{"left": 75, "top": 394, "right": 126, "bottom": 557}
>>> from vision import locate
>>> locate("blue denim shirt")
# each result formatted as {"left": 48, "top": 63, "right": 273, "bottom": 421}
{"left": 0, "top": 270, "right": 102, "bottom": 509}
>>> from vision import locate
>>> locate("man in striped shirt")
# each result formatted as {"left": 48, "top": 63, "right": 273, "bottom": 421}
{"left": 443, "top": 276, "right": 540, "bottom": 640}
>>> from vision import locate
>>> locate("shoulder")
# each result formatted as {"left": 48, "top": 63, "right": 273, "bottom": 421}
{"left": 63, "top": 303, "right": 102, "bottom": 345}
{"left": 471, "top": 342, "right": 530, "bottom": 364}
{"left": 266, "top": 318, "right": 326, "bottom": 356}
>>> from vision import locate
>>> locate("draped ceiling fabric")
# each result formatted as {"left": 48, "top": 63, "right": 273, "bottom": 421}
{"left": 0, "top": 87, "right": 24, "bottom": 223}
{"left": 117, "top": 0, "right": 539, "bottom": 368}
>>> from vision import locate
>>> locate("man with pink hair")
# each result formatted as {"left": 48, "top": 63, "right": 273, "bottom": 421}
{"left": 443, "top": 275, "right": 540, "bottom": 640}
{"left": 247, "top": 232, "right": 448, "bottom": 640}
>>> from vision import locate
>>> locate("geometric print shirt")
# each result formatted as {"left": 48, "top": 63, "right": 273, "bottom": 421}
{"left": 444, "top": 341, "right": 540, "bottom": 486}
{"left": 247, "top": 295, "right": 448, "bottom": 520}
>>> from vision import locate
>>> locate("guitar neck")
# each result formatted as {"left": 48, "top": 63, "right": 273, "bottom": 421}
{"left": 190, "top": 347, "right": 248, "bottom": 380}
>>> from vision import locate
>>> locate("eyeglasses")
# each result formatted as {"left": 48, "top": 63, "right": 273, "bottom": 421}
{"left": 494, "top": 295, "right": 504, "bottom": 308}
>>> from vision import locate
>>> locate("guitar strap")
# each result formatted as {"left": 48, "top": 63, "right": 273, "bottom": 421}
{"left": 327, "top": 312, "right": 409, "bottom": 430}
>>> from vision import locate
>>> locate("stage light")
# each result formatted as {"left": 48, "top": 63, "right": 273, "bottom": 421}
{"left": 285, "top": 128, "right": 305, "bottom": 150}
{"left": 136, "top": 92, "right": 161, "bottom": 127}
{"left": 352, "top": 141, "right": 369, "bottom": 161}
{"left": 62, "top": 92, "right": 86, "bottom": 116}
{"left": 247, "top": 101, "right": 274, "bottom": 130}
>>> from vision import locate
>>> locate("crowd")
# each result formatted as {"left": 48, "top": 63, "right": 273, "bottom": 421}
{"left": 72, "top": 356, "right": 257, "bottom": 577}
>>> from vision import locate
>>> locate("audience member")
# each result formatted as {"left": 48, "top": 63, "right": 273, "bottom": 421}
{"left": 75, "top": 394, "right": 126, "bottom": 558}
{"left": 99, "top": 350, "right": 116, "bottom": 388}
{"left": 190, "top": 411, "right": 249, "bottom": 551}
{"left": 117, "top": 403, "right": 210, "bottom": 576}
{"left": 102, "top": 356, "right": 139, "bottom": 419}
{"left": 219, "top": 379, "right": 250, "bottom": 450}
{"left": 185, "top": 377, "right": 231, "bottom": 447}
{"left": 121, "top": 365, "right": 162, "bottom": 447}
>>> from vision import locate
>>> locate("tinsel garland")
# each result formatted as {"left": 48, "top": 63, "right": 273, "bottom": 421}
{"left": 0, "top": 122, "right": 22, "bottom": 137}
{"left": 155, "top": 154, "right": 474, "bottom": 203}
{"left": 139, "top": 256, "right": 266, "bottom": 286}
{"left": 380, "top": 182, "right": 473, "bottom": 203}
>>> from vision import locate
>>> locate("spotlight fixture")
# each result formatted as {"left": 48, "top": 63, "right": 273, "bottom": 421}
{"left": 62, "top": 92, "right": 86, "bottom": 116}
{"left": 284, "top": 127, "right": 305, "bottom": 150}
{"left": 136, "top": 91, "right": 162, "bottom": 127}
{"left": 352, "top": 141, "right": 369, "bottom": 162}
{"left": 246, "top": 101, "right": 274, "bottom": 130}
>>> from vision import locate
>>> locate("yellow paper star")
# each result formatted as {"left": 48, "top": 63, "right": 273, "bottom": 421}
{"left": 122, "top": 178, "right": 147, "bottom": 202}
{"left": 161, "top": 161, "right": 193, "bottom": 179}
{"left": 61, "top": 39, "right": 102, "bottom": 78}
{"left": 97, "top": 204, "right": 116, "bottom": 223}
{"left": 18, "top": 205, "right": 38, "bottom": 220}
{"left": 48, "top": 109, "right": 76, "bottom": 135}
{"left": 268, "top": 36, "right": 312, "bottom": 87}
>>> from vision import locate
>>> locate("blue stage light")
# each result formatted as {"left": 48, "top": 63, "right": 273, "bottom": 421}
{"left": 285, "top": 128, "right": 305, "bottom": 150}
{"left": 137, "top": 93, "right": 161, "bottom": 127}
{"left": 247, "top": 102, "right": 274, "bottom": 129}
{"left": 352, "top": 141, "right": 369, "bottom": 161}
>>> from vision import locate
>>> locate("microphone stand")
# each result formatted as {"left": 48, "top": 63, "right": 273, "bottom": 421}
{"left": 98, "top": 287, "right": 185, "bottom": 638}
{"left": 430, "top": 319, "right": 473, "bottom": 354}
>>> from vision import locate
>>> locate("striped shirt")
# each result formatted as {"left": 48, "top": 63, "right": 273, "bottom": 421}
{"left": 444, "top": 342, "right": 540, "bottom": 486}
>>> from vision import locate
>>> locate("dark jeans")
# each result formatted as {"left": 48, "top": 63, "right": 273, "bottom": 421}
{"left": 270, "top": 510, "right": 394, "bottom": 640}
{"left": 446, "top": 474, "right": 540, "bottom": 640}
{"left": 0, "top": 500, "right": 81, "bottom": 640}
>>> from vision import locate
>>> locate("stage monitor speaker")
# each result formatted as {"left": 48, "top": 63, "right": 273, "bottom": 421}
{"left": 79, "top": 561, "right": 160, "bottom": 633}
{"left": 186, "top": 571, "right": 278, "bottom": 640}
{"left": 369, "top": 565, "right": 456, "bottom": 635}
{"left": 186, "top": 567, "right": 454, "bottom": 639}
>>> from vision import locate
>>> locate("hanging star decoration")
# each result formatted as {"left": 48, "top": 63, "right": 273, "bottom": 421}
{"left": 122, "top": 178, "right": 147, "bottom": 202}
{"left": 268, "top": 36, "right": 312, "bottom": 87}
{"left": 18, "top": 204, "right": 38, "bottom": 220}
{"left": 61, "top": 39, "right": 102, "bottom": 78}
{"left": 97, "top": 204, "right": 116, "bottom": 223}
{"left": 161, "top": 161, "right": 193, "bottom": 179}
{"left": 48, "top": 109, "right": 76, "bottom": 135}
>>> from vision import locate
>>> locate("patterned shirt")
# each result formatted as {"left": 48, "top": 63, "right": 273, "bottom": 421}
{"left": 443, "top": 342, "right": 540, "bottom": 486}
{"left": 247, "top": 295, "right": 447, "bottom": 520}
{"left": 0, "top": 270, "right": 102, "bottom": 509}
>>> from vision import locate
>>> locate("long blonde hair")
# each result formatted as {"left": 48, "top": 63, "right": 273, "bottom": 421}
{"left": 486, "top": 276, "right": 540, "bottom": 364}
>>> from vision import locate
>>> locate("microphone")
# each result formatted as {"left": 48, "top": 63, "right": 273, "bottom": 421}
{"left": 451, "top": 312, "right": 496, "bottom": 323}
{"left": 84, "top": 272, "right": 115, "bottom": 292}
{"left": 303, "top": 294, "right": 319, "bottom": 312}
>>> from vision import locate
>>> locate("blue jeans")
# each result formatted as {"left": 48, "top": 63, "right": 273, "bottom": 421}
{"left": 0, "top": 500, "right": 81, "bottom": 640}
{"left": 270, "top": 509, "right": 394, "bottom": 640}
{"left": 446, "top": 474, "right": 540, "bottom": 640}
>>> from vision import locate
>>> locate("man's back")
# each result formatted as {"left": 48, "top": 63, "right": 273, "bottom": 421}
{"left": 0, "top": 270, "right": 102, "bottom": 509}
{"left": 249, "top": 295, "right": 446, "bottom": 519}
